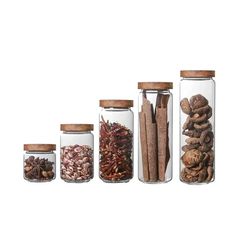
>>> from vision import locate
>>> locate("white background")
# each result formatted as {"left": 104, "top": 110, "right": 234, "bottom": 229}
{"left": 0, "top": 0, "right": 234, "bottom": 235}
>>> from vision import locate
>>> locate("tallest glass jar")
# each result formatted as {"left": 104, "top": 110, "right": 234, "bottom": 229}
{"left": 180, "top": 70, "right": 215, "bottom": 184}
{"left": 99, "top": 100, "right": 133, "bottom": 183}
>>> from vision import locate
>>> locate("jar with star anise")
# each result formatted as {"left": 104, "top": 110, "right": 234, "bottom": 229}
{"left": 23, "top": 144, "right": 56, "bottom": 182}
{"left": 99, "top": 100, "right": 133, "bottom": 183}
{"left": 180, "top": 70, "right": 215, "bottom": 184}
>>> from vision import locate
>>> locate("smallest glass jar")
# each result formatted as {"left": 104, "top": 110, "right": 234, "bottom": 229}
{"left": 60, "top": 124, "right": 94, "bottom": 183}
{"left": 23, "top": 144, "right": 56, "bottom": 182}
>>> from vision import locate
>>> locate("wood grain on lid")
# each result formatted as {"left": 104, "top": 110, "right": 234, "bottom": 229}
{"left": 60, "top": 124, "right": 94, "bottom": 132}
{"left": 99, "top": 100, "right": 133, "bottom": 108}
{"left": 138, "top": 82, "right": 173, "bottom": 90}
{"left": 180, "top": 70, "right": 215, "bottom": 78}
{"left": 24, "top": 144, "right": 56, "bottom": 152}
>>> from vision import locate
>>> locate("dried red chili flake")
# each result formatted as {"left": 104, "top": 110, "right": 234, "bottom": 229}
{"left": 99, "top": 117, "right": 133, "bottom": 182}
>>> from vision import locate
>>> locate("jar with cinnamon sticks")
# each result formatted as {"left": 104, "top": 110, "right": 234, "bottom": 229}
{"left": 138, "top": 82, "right": 173, "bottom": 183}
{"left": 180, "top": 70, "right": 215, "bottom": 184}
{"left": 99, "top": 100, "right": 133, "bottom": 183}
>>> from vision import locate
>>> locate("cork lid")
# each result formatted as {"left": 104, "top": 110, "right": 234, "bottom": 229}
{"left": 180, "top": 70, "right": 215, "bottom": 78}
{"left": 24, "top": 144, "right": 56, "bottom": 152}
{"left": 138, "top": 82, "right": 173, "bottom": 90}
{"left": 99, "top": 100, "right": 133, "bottom": 108}
{"left": 60, "top": 124, "right": 94, "bottom": 132}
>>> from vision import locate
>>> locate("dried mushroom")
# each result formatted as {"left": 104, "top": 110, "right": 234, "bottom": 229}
{"left": 189, "top": 94, "right": 208, "bottom": 110}
{"left": 180, "top": 94, "right": 214, "bottom": 183}
{"left": 180, "top": 98, "right": 191, "bottom": 115}
{"left": 181, "top": 149, "right": 204, "bottom": 168}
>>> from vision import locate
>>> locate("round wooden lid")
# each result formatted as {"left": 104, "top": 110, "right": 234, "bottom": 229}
{"left": 138, "top": 82, "right": 173, "bottom": 90}
{"left": 24, "top": 144, "right": 56, "bottom": 152}
{"left": 99, "top": 100, "right": 133, "bottom": 108}
{"left": 60, "top": 124, "right": 94, "bottom": 132}
{"left": 180, "top": 70, "right": 215, "bottom": 78}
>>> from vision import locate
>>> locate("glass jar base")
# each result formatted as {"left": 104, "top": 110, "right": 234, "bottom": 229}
{"left": 180, "top": 178, "right": 215, "bottom": 185}
{"left": 24, "top": 177, "right": 55, "bottom": 183}
{"left": 138, "top": 177, "right": 172, "bottom": 184}
{"left": 100, "top": 176, "right": 132, "bottom": 183}
{"left": 61, "top": 178, "right": 92, "bottom": 183}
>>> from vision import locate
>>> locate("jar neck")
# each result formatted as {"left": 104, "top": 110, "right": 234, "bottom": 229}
{"left": 182, "top": 77, "right": 213, "bottom": 81}
{"left": 103, "top": 107, "right": 131, "bottom": 111}
{"left": 63, "top": 131, "right": 91, "bottom": 134}
{"left": 141, "top": 89, "right": 170, "bottom": 94}
{"left": 26, "top": 151, "right": 54, "bottom": 154}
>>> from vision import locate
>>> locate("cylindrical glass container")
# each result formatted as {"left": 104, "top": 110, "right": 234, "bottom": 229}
{"left": 180, "top": 70, "right": 215, "bottom": 184}
{"left": 138, "top": 82, "right": 173, "bottom": 183}
{"left": 23, "top": 144, "right": 56, "bottom": 182}
{"left": 99, "top": 100, "right": 133, "bottom": 183}
{"left": 60, "top": 124, "right": 94, "bottom": 183}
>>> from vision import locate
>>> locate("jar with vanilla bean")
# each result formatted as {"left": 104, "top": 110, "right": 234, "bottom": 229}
{"left": 60, "top": 124, "right": 94, "bottom": 183}
{"left": 138, "top": 82, "right": 173, "bottom": 183}
{"left": 99, "top": 100, "right": 133, "bottom": 183}
{"left": 180, "top": 70, "right": 215, "bottom": 184}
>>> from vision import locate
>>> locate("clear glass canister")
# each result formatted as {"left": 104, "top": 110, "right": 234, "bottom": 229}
{"left": 99, "top": 100, "right": 134, "bottom": 183}
{"left": 138, "top": 82, "right": 173, "bottom": 183}
{"left": 23, "top": 144, "right": 56, "bottom": 182}
{"left": 180, "top": 70, "right": 215, "bottom": 184}
{"left": 60, "top": 124, "right": 94, "bottom": 183}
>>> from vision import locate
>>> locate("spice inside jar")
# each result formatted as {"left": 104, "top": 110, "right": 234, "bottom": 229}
{"left": 138, "top": 82, "right": 173, "bottom": 183}
{"left": 99, "top": 100, "right": 134, "bottom": 183}
{"left": 23, "top": 144, "right": 56, "bottom": 182}
{"left": 179, "top": 70, "right": 215, "bottom": 184}
{"left": 60, "top": 124, "right": 94, "bottom": 183}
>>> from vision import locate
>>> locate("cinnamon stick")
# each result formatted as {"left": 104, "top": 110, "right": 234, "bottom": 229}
{"left": 156, "top": 107, "right": 167, "bottom": 181}
{"left": 139, "top": 112, "right": 149, "bottom": 181}
{"left": 143, "top": 97, "right": 158, "bottom": 181}
{"left": 165, "top": 122, "right": 170, "bottom": 172}
{"left": 156, "top": 94, "right": 169, "bottom": 181}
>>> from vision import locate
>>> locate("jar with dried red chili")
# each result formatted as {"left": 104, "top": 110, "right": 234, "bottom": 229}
{"left": 99, "top": 100, "right": 134, "bottom": 183}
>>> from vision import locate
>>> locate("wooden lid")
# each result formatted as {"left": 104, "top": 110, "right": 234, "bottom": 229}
{"left": 138, "top": 82, "right": 173, "bottom": 90}
{"left": 60, "top": 124, "right": 94, "bottom": 132}
{"left": 99, "top": 100, "right": 133, "bottom": 108}
{"left": 24, "top": 144, "right": 56, "bottom": 152}
{"left": 180, "top": 70, "right": 215, "bottom": 78}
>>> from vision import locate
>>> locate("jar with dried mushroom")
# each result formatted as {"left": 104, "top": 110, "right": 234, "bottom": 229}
{"left": 138, "top": 82, "right": 173, "bottom": 183}
{"left": 60, "top": 124, "right": 94, "bottom": 183}
{"left": 180, "top": 70, "right": 215, "bottom": 184}
{"left": 99, "top": 100, "right": 133, "bottom": 183}
{"left": 23, "top": 144, "right": 56, "bottom": 182}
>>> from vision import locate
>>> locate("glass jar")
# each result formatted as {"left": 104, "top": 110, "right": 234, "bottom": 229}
{"left": 60, "top": 124, "right": 94, "bottom": 183}
{"left": 138, "top": 82, "right": 173, "bottom": 183}
{"left": 180, "top": 70, "right": 215, "bottom": 184}
{"left": 23, "top": 144, "right": 56, "bottom": 182}
{"left": 99, "top": 100, "right": 134, "bottom": 183}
